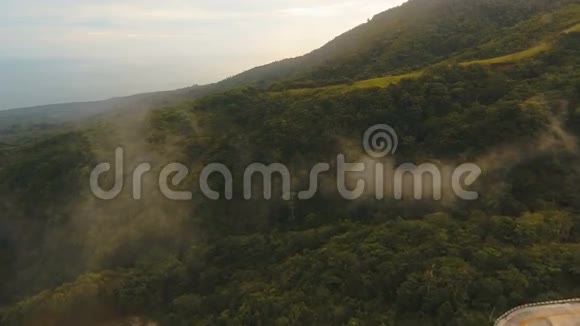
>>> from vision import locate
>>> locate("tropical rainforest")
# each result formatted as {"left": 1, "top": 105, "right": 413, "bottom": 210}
{"left": 1, "top": 0, "right": 580, "bottom": 325}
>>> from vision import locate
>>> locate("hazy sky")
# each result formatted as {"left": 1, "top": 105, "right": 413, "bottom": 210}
{"left": 0, "top": 0, "right": 405, "bottom": 110}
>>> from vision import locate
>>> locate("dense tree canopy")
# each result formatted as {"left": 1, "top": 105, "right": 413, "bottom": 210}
{"left": 0, "top": 1, "right": 580, "bottom": 325}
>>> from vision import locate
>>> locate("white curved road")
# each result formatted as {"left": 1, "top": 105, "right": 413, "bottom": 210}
{"left": 496, "top": 303, "right": 580, "bottom": 326}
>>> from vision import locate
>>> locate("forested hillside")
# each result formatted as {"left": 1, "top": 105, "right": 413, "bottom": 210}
{"left": 1, "top": 0, "right": 580, "bottom": 325}
{"left": 4, "top": 0, "right": 579, "bottom": 137}
{"left": 225, "top": 0, "right": 580, "bottom": 88}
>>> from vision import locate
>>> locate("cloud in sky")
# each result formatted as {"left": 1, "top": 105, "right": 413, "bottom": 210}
{"left": 0, "top": 0, "right": 406, "bottom": 109}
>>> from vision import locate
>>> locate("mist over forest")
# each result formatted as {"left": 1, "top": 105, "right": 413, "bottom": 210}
{"left": 1, "top": 0, "right": 580, "bottom": 325}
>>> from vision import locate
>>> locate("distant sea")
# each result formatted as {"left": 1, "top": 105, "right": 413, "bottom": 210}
{"left": 0, "top": 57, "right": 219, "bottom": 111}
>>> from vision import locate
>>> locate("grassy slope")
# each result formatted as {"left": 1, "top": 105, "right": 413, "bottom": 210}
{"left": 459, "top": 42, "right": 552, "bottom": 66}
{"left": 283, "top": 22, "right": 580, "bottom": 95}
{"left": 565, "top": 23, "right": 580, "bottom": 33}
{"left": 284, "top": 72, "right": 424, "bottom": 95}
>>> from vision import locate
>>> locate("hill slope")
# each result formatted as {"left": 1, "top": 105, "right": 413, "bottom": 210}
{"left": 3, "top": 0, "right": 579, "bottom": 140}
{"left": 2, "top": 1, "right": 580, "bottom": 325}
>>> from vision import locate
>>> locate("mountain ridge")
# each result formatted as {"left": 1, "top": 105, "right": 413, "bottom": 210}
{"left": 3, "top": 0, "right": 579, "bottom": 139}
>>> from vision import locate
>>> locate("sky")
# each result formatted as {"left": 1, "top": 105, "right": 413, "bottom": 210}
{"left": 0, "top": 0, "right": 406, "bottom": 110}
